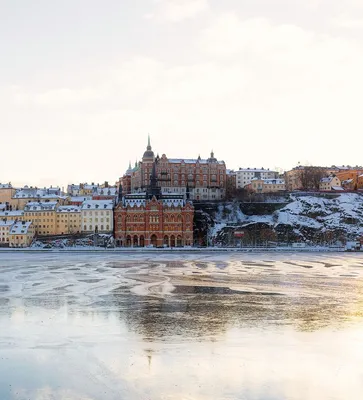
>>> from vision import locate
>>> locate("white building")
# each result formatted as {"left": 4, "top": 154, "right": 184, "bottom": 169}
{"left": 235, "top": 168, "right": 278, "bottom": 189}
{"left": 81, "top": 200, "right": 114, "bottom": 233}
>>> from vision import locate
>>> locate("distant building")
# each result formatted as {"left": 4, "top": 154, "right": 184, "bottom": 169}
{"left": 285, "top": 166, "right": 341, "bottom": 191}
{"left": 23, "top": 202, "right": 59, "bottom": 236}
{"left": 245, "top": 178, "right": 286, "bottom": 193}
{"left": 235, "top": 168, "right": 278, "bottom": 189}
{"left": 8, "top": 221, "right": 35, "bottom": 248}
{"left": 114, "top": 160, "right": 194, "bottom": 247}
{"left": 0, "top": 183, "right": 16, "bottom": 207}
{"left": 120, "top": 136, "right": 226, "bottom": 201}
{"left": 56, "top": 206, "right": 81, "bottom": 235}
{"left": 319, "top": 176, "right": 342, "bottom": 191}
{"left": 12, "top": 186, "right": 67, "bottom": 209}
{"left": 81, "top": 200, "right": 114, "bottom": 233}
{"left": 0, "top": 220, "right": 14, "bottom": 246}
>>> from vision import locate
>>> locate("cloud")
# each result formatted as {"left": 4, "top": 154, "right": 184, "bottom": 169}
{"left": 3, "top": 12, "right": 363, "bottom": 186}
{"left": 145, "top": 0, "right": 209, "bottom": 22}
{"left": 331, "top": 14, "right": 363, "bottom": 29}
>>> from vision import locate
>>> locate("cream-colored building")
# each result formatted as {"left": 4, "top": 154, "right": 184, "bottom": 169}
{"left": 81, "top": 200, "right": 113, "bottom": 233}
{"left": 319, "top": 176, "right": 342, "bottom": 191}
{"left": 8, "top": 221, "right": 35, "bottom": 248}
{"left": 56, "top": 206, "right": 81, "bottom": 235}
{"left": 0, "top": 220, "right": 14, "bottom": 246}
{"left": 246, "top": 178, "right": 286, "bottom": 193}
{"left": 0, "top": 210, "right": 25, "bottom": 222}
{"left": 235, "top": 168, "right": 278, "bottom": 189}
{"left": 23, "top": 202, "right": 58, "bottom": 236}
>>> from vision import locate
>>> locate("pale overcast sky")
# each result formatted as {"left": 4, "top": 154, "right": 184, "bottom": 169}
{"left": 2, "top": 0, "right": 363, "bottom": 189}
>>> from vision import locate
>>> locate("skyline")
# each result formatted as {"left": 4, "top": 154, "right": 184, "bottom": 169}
{"left": 2, "top": 0, "right": 363, "bottom": 188}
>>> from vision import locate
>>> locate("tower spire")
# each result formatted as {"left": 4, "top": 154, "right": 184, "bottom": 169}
{"left": 147, "top": 134, "right": 151, "bottom": 150}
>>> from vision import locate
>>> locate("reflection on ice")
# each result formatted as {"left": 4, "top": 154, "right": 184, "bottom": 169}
{"left": 0, "top": 252, "right": 362, "bottom": 399}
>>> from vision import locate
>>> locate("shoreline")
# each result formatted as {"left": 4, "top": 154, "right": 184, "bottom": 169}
{"left": 0, "top": 247, "right": 348, "bottom": 253}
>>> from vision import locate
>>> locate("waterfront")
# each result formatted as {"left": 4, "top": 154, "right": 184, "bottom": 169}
{"left": 0, "top": 252, "right": 363, "bottom": 399}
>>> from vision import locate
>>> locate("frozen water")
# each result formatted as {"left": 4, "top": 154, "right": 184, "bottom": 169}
{"left": 0, "top": 252, "right": 363, "bottom": 399}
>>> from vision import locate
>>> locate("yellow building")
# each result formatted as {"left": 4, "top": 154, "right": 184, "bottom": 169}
{"left": 0, "top": 220, "right": 14, "bottom": 246}
{"left": 56, "top": 206, "right": 81, "bottom": 235}
{"left": 0, "top": 184, "right": 16, "bottom": 207}
{"left": 8, "top": 221, "right": 35, "bottom": 248}
{"left": 23, "top": 202, "right": 58, "bottom": 236}
{"left": 246, "top": 178, "right": 286, "bottom": 193}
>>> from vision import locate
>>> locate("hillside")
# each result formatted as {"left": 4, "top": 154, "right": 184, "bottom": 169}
{"left": 196, "top": 193, "right": 363, "bottom": 246}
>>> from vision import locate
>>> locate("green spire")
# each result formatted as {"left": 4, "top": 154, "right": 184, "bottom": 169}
{"left": 147, "top": 134, "right": 151, "bottom": 150}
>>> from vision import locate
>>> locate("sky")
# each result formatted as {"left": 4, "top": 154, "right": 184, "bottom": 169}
{"left": 1, "top": 0, "right": 363, "bottom": 189}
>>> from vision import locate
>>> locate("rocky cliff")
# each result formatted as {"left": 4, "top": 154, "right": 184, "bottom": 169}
{"left": 195, "top": 193, "right": 363, "bottom": 246}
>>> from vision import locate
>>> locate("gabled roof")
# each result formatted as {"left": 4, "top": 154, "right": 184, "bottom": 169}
{"left": 9, "top": 221, "right": 33, "bottom": 235}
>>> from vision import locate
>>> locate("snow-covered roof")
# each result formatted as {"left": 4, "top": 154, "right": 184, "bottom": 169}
{"left": 237, "top": 168, "right": 277, "bottom": 174}
{"left": 167, "top": 158, "right": 225, "bottom": 165}
{"left": 70, "top": 196, "right": 92, "bottom": 202}
{"left": 262, "top": 179, "right": 285, "bottom": 185}
{"left": 251, "top": 178, "right": 285, "bottom": 184}
{"left": 83, "top": 184, "right": 100, "bottom": 190}
{"left": 162, "top": 198, "right": 185, "bottom": 207}
{"left": 24, "top": 202, "right": 58, "bottom": 211}
{"left": 0, "top": 220, "right": 14, "bottom": 227}
{"left": 0, "top": 211, "right": 24, "bottom": 217}
{"left": 0, "top": 204, "right": 6, "bottom": 210}
{"left": 9, "top": 221, "right": 33, "bottom": 235}
{"left": 81, "top": 200, "right": 113, "bottom": 210}
{"left": 320, "top": 176, "right": 336, "bottom": 183}
{"left": 332, "top": 186, "right": 345, "bottom": 191}
{"left": 124, "top": 198, "right": 146, "bottom": 207}
{"left": 0, "top": 183, "right": 12, "bottom": 189}
{"left": 14, "top": 187, "right": 65, "bottom": 199}
{"left": 94, "top": 187, "right": 117, "bottom": 196}
{"left": 57, "top": 206, "right": 81, "bottom": 213}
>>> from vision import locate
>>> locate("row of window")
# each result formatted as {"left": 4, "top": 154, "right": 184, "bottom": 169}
{"left": 83, "top": 225, "right": 110, "bottom": 230}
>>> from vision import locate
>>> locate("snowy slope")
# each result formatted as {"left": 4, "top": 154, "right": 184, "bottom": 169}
{"left": 209, "top": 193, "right": 363, "bottom": 243}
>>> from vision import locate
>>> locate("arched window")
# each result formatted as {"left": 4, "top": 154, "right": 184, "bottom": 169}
{"left": 89, "top": 225, "right": 92, "bottom": 230}
{"left": 106, "top": 225, "right": 109, "bottom": 230}
{"left": 84, "top": 225, "right": 87, "bottom": 231}
{"left": 101, "top": 225, "right": 104, "bottom": 231}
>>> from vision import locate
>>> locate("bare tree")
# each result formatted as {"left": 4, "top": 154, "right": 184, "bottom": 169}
{"left": 300, "top": 167, "right": 326, "bottom": 190}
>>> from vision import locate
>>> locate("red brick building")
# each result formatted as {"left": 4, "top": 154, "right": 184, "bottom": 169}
{"left": 114, "top": 161, "right": 194, "bottom": 247}
{"left": 120, "top": 136, "right": 226, "bottom": 201}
